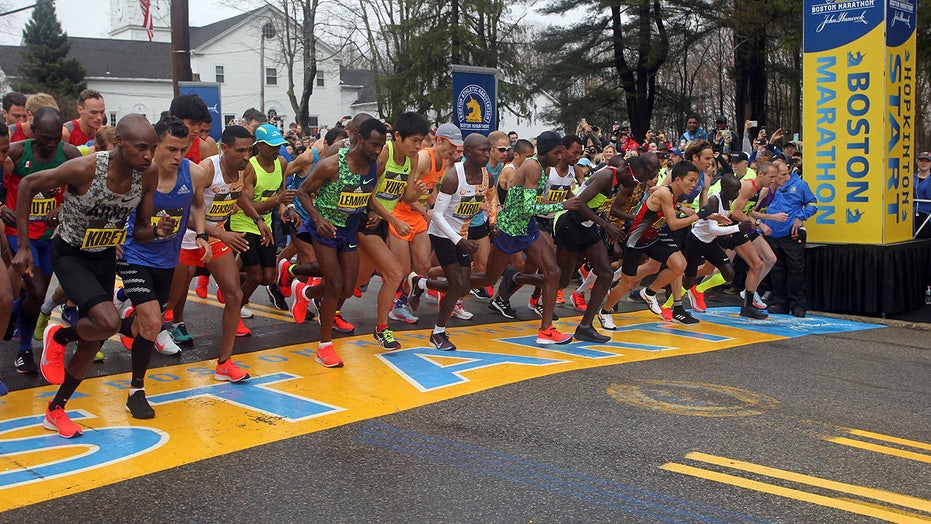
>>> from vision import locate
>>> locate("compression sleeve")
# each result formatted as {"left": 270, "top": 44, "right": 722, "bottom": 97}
{"left": 521, "top": 188, "right": 564, "bottom": 216}
{"left": 430, "top": 191, "right": 463, "bottom": 245}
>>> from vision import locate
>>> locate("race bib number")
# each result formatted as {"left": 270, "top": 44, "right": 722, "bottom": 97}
{"left": 29, "top": 197, "right": 56, "bottom": 221}
{"left": 376, "top": 171, "right": 407, "bottom": 201}
{"left": 259, "top": 189, "right": 276, "bottom": 202}
{"left": 452, "top": 198, "right": 482, "bottom": 220}
{"left": 150, "top": 207, "right": 183, "bottom": 236}
{"left": 82, "top": 228, "right": 127, "bottom": 249}
{"left": 546, "top": 188, "right": 570, "bottom": 202}
{"left": 337, "top": 191, "right": 370, "bottom": 213}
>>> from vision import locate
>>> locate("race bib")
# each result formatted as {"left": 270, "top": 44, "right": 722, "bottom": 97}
{"left": 337, "top": 190, "right": 370, "bottom": 213}
{"left": 452, "top": 198, "right": 482, "bottom": 220}
{"left": 29, "top": 197, "right": 56, "bottom": 221}
{"left": 259, "top": 189, "right": 276, "bottom": 202}
{"left": 150, "top": 207, "right": 184, "bottom": 236}
{"left": 376, "top": 171, "right": 407, "bottom": 201}
{"left": 82, "top": 227, "right": 127, "bottom": 249}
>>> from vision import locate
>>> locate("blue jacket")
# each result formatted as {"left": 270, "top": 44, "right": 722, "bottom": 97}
{"left": 762, "top": 174, "right": 817, "bottom": 238}
{"left": 915, "top": 174, "right": 931, "bottom": 214}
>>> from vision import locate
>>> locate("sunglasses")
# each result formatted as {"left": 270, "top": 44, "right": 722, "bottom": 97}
{"left": 496, "top": 146, "right": 511, "bottom": 153}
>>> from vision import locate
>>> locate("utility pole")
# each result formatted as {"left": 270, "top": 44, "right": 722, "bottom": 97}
{"left": 170, "top": 0, "right": 192, "bottom": 97}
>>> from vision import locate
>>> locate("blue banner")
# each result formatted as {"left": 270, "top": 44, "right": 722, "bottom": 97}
{"left": 452, "top": 67, "right": 496, "bottom": 137}
{"left": 178, "top": 82, "right": 222, "bottom": 141}
{"left": 803, "top": 0, "right": 884, "bottom": 53}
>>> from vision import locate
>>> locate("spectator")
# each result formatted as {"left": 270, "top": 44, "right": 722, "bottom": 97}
{"left": 679, "top": 115, "right": 708, "bottom": 148}
{"left": 915, "top": 151, "right": 931, "bottom": 239}
{"left": 711, "top": 116, "right": 737, "bottom": 154}
{"left": 507, "top": 131, "right": 518, "bottom": 146}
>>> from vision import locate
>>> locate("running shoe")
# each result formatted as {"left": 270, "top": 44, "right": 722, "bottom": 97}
{"left": 171, "top": 323, "right": 194, "bottom": 347}
{"left": 216, "top": 287, "right": 225, "bottom": 304}
{"left": 60, "top": 305, "right": 79, "bottom": 327}
{"left": 687, "top": 286, "right": 707, "bottom": 312}
{"left": 277, "top": 259, "right": 294, "bottom": 297}
{"left": 44, "top": 402, "right": 82, "bottom": 438}
{"left": 14, "top": 350, "right": 37, "bottom": 374}
{"left": 155, "top": 330, "right": 182, "bottom": 355}
{"left": 573, "top": 325, "right": 610, "bottom": 343}
{"left": 740, "top": 306, "right": 769, "bottom": 320}
{"left": 429, "top": 331, "right": 456, "bottom": 351}
{"left": 333, "top": 312, "right": 355, "bottom": 333}
{"left": 791, "top": 307, "right": 806, "bottom": 318}
{"left": 536, "top": 326, "right": 572, "bottom": 345}
{"left": 290, "top": 280, "right": 309, "bottom": 324}
{"left": 164, "top": 309, "right": 174, "bottom": 323}
{"left": 266, "top": 284, "right": 288, "bottom": 310}
{"left": 555, "top": 289, "right": 566, "bottom": 304}
{"left": 740, "top": 290, "right": 768, "bottom": 310}
{"left": 126, "top": 390, "right": 155, "bottom": 419}
{"left": 195, "top": 275, "right": 209, "bottom": 298}
{"left": 113, "top": 287, "right": 129, "bottom": 315}
{"left": 354, "top": 286, "right": 363, "bottom": 298}
{"left": 120, "top": 307, "right": 135, "bottom": 350}
{"left": 236, "top": 319, "right": 252, "bottom": 337}
{"left": 661, "top": 307, "right": 673, "bottom": 321}
{"left": 374, "top": 328, "right": 401, "bottom": 351}
{"left": 389, "top": 304, "right": 419, "bottom": 324}
{"left": 528, "top": 295, "right": 540, "bottom": 312}
{"left": 470, "top": 287, "right": 492, "bottom": 299}
{"left": 33, "top": 311, "right": 50, "bottom": 341}
{"left": 639, "top": 288, "right": 663, "bottom": 316}
{"left": 528, "top": 300, "right": 559, "bottom": 321}
{"left": 240, "top": 306, "right": 254, "bottom": 319}
{"left": 452, "top": 301, "right": 474, "bottom": 320}
{"left": 672, "top": 307, "right": 700, "bottom": 325}
{"left": 488, "top": 296, "right": 517, "bottom": 319}
{"left": 215, "top": 359, "right": 250, "bottom": 382}
{"left": 569, "top": 291, "right": 588, "bottom": 312}
{"left": 315, "top": 344, "right": 344, "bottom": 368}
{"left": 406, "top": 272, "right": 424, "bottom": 311}
{"left": 424, "top": 289, "right": 440, "bottom": 304}
{"left": 40, "top": 325, "right": 66, "bottom": 385}
{"left": 95, "top": 350, "right": 105, "bottom": 362}
{"left": 597, "top": 311, "right": 617, "bottom": 331}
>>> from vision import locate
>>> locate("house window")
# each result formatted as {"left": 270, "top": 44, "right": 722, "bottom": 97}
{"left": 109, "top": 112, "right": 118, "bottom": 126}
{"left": 316, "top": 73, "right": 324, "bottom": 87}
{"left": 215, "top": 65, "right": 225, "bottom": 83}
{"left": 266, "top": 67, "right": 277, "bottom": 85}
{"left": 307, "top": 116, "right": 319, "bottom": 127}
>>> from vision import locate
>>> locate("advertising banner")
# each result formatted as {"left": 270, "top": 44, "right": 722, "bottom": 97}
{"left": 178, "top": 81, "right": 222, "bottom": 142}
{"left": 452, "top": 65, "right": 497, "bottom": 137}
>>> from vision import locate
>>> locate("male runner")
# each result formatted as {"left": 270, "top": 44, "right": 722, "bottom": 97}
{"left": 406, "top": 133, "right": 492, "bottom": 350}
{"left": 163, "top": 125, "right": 272, "bottom": 378}
{"left": 0, "top": 123, "right": 14, "bottom": 395}
{"left": 4, "top": 108, "right": 81, "bottom": 374}
{"left": 2, "top": 92, "right": 27, "bottom": 126}
{"left": 65, "top": 89, "right": 105, "bottom": 147}
{"left": 116, "top": 116, "right": 210, "bottom": 418}
{"left": 290, "top": 118, "right": 388, "bottom": 367}
{"left": 468, "top": 130, "right": 508, "bottom": 298}
{"left": 14, "top": 114, "right": 164, "bottom": 438}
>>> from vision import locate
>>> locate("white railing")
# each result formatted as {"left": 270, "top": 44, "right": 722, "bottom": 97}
{"left": 916, "top": 199, "right": 931, "bottom": 238}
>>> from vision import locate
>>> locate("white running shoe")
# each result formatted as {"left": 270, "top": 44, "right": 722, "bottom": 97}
{"left": 388, "top": 304, "right": 419, "bottom": 324}
{"left": 639, "top": 288, "right": 663, "bottom": 316}
{"left": 452, "top": 301, "right": 474, "bottom": 320}
{"left": 155, "top": 330, "right": 182, "bottom": 356}
{"left": 740, "top": 290, "right": 768, "bottom": 310}
{"left": 597, "top": 312, "right": 617, "bottom": 330}
{"left": 240, "top": 307, "right": 254, "bottom": 319}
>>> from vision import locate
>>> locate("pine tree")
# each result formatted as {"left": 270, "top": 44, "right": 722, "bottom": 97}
{"left": 15, "top": 1, "right": 86, "bottom": 99}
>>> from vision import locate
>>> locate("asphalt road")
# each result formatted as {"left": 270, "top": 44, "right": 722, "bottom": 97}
{"left": 1, "top": 284, "right": 929, "bottom": 523}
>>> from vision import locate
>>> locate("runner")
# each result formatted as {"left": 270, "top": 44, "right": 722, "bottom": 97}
{"left": 13, "top": 114, "right": 162, "bottom": 438}
{"left": 64, "top": 89, "right": 105, "bottom": 147}
{"left": 468, "top": 130, "right": 508, "bottom": 299}
{"left": 116, "top": 116, "right": 210, "bottom": 418}
{"left": 290, "top": 118, "right": 388, "bottom": 367}
{"left": 355, "top": 112, "right": 428, "bottom": 350}
{"left": 3, "top": 107, "right": 81, "bottom": 374}
{"left": 406, "top": 133, "right": 492, "bottom": 350}
{"left": 0, "top": 122, "right": 15, "bottom": 395}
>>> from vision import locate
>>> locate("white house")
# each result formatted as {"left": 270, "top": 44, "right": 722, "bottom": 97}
{"left": 0, "top": 1, "right": 372, "bottom": 133}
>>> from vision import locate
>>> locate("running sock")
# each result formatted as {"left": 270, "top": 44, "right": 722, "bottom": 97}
{"left": 394, "top": 292, "right": 408, "bottom": 309}
{"left": 743, "top": 289, "right": 755, "bottom": 308}
{"left": 433, "top": 325, "right": 445, "bottom": 335}
{"left": 120, "top": 313, "right": 136, "bottom": 338}
{"left": 644, "top": 287, "right": 657, "bottom": 297}
{"left": 611, "top": 267, "right": 624, "bottom": 282}
{"left": 663, "top": 287, "right": 687, "bottom": 309}
{"left": 53, "top": 326, "right": 80, "bottom": 345}
{"left": 40, "top": 296, "right": 56, "bottom": 316}
{"left": 50, "top": 373, "right": 81, "bottom": 410}
{"left": 376, "top": 323, "right": 388, "bottom": 333}
{"left": 130, "top": 336, "right": 155, "bottom": 388}
{"left": 19, "top": 311, "right": 38, "bottom": 352}
{"left": 696, "top": 273, "right": 727, "bottom": 293}
{"left": 319, "top": 341, "right": 333, "bottom": 349}
{"left": 577, "top": 271, "right": 597, "bottom": 295}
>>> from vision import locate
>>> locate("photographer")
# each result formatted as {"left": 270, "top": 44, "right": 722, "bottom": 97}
{"left": 711, "top": 116, "right": 737, "bottom": 154}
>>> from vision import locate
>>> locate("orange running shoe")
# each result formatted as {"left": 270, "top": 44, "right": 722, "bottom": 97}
{"left": 235, "top": 319, "right": 252, "bottom": 337}
{"left": 569, "top": 291, "right": 588, "bottom": 312}
{"left": 315, "top": 344, "right": 344, "bottom": 368}
{"left": 687, "top": 286, "right": 707, "bottom": 313}
{"left": 40, "top": 325, "right": 67, "bottom": 385}
{"left": 163, "top": 309, "right": 174, "bottom": 323}
{"left": 216, "top": 287, "right": 225, "bottom": 304}
{"left": 195, "top": 275, "right": 209, "bottom": 298}
{"left": 555, "top": 289, "right": 566, "bottom": 304}
{"left": 214, "top": 359, "right": 250, "bottom": 382}
{"left": 536, "top": 326, "right": 572, "bottom": 345}
{"left": 661, "top": 307, "right": 673, "bottom": 321}
{"left": 120, "top": 307, "right": 135, "bottom": 351}
{"left": 333, "top": 312, "right": 355, "bottom": 333}
{"left": 43, "top": 402, "right": 82, "bottom": 438}
{"left": 277, "top": 259, "right": 293, "bottom": 297}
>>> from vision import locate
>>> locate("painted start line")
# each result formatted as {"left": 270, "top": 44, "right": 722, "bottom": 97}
{"left": 0, "top": 307, "right": 881, "bottom": 511}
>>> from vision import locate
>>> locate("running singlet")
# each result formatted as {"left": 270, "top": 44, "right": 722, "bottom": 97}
{"left": 230, "top": 156, "right": 282, "bottom": 234}
{"left": 64, "top": 120, "right": 93, "bottom": 147}
{"left": 497, "top": 162, "right": 565, "bottom": 237}
{"left": 314, "top": 147, "right": 378, "bottom": 228}
{"left": 567, "top": 168, "right": 622, "bottom": 228}
{"left": 692, "top": 194, "right": 737, "bottom": 243}
{"left": 394, "top": 147, "right": 443, "bottom": 222}
{"left": 374, "top": 140, "right": 410, "bottom": 214}
{"left": 536, "top": 165, "right": 575, "bottom": 218}
{"left": 122, "top": 159, "right": 194, "bottom": 268}
{"left": 184, "top": 137, "right": 202, "bottom": 163}
{"left": 55, "top": 152, "right": 143, "bottom": 252}
{"left": 427, "top": 162, "right": 485, "bottom": 239}
{"left": 626, "top": 186, "right": 671, "bottom": 248}
{"left": 4, "top": 139, "right": 67, "bottom": 240}
{"left": 9, "top": 123, "right": 27, "bottom": 143}
{"left": 741, "top": 179, "right": 775, "bottom": 214}
{"left": 288, "top": 148, "right": 320, "bottom": 221}
{"left": 182, "top": 155, "right": 243, "bottom": 250}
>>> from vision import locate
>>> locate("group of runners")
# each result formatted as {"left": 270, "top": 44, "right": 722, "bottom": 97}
{"left": 0, "top": 89, "right": 808, "bottom": 440}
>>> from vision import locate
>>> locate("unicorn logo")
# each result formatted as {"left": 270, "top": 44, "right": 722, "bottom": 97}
{"left": 846, "top": 208, "right": 863, "bottom": 223}
{"left": 465, "top": 96, "right": 482, "bottom": 123}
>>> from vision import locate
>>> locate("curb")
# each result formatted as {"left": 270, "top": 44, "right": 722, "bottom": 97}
{"left": 810, "top": 311, "right": 931, "bottom": 331}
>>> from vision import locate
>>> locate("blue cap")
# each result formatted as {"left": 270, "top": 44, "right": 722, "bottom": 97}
{"left": 577, "top": 158, "right": 593, "bottom": 167}
{"left": 255, "top": 123, "right": 288, "bottom": 146}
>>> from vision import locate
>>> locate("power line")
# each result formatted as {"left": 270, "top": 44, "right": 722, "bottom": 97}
{"left": 0, "top": 0, "right": 54, "bottom": 19}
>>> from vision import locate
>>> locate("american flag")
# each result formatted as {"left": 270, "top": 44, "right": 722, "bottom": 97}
{"left": 140, "top": 0, "right": 154, "bottom": 41}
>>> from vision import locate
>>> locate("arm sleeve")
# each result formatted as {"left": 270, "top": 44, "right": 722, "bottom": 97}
{"left": 430, "top": 192, "right": 463, "bottom": 245}
{"left": 705, "top": 221, "right": 741, "bottom": 237}
{"left": 521, "top": 188, "right": 564, "bottom": 216}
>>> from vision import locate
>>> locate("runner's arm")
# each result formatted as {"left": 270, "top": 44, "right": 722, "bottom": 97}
{"left": 429, "top": 166, "right": 464, "bottom": 244}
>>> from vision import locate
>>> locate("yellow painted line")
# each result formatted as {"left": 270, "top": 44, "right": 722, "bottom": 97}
{"left": 828, "top": 437, "right": 931, "bottom": 464}
{"left": 183, "top": 293, "right": 292, "bottom": 321}
{"left": 686, "top": 452, "right": 931, "bottom": 513}
{"left": 660, "top": 463, "right": 931, "bottom": 523}
{"left": 847, "top": 429, "right": 931, "bottom": 452}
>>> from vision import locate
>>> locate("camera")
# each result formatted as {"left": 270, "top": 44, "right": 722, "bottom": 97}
{"left": 748, "top": 120, "right": 758, "bottom": 128}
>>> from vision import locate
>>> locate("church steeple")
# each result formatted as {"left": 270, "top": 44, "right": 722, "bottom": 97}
{"left": 110, "top": 0, "right": 170, "bottom": 42}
